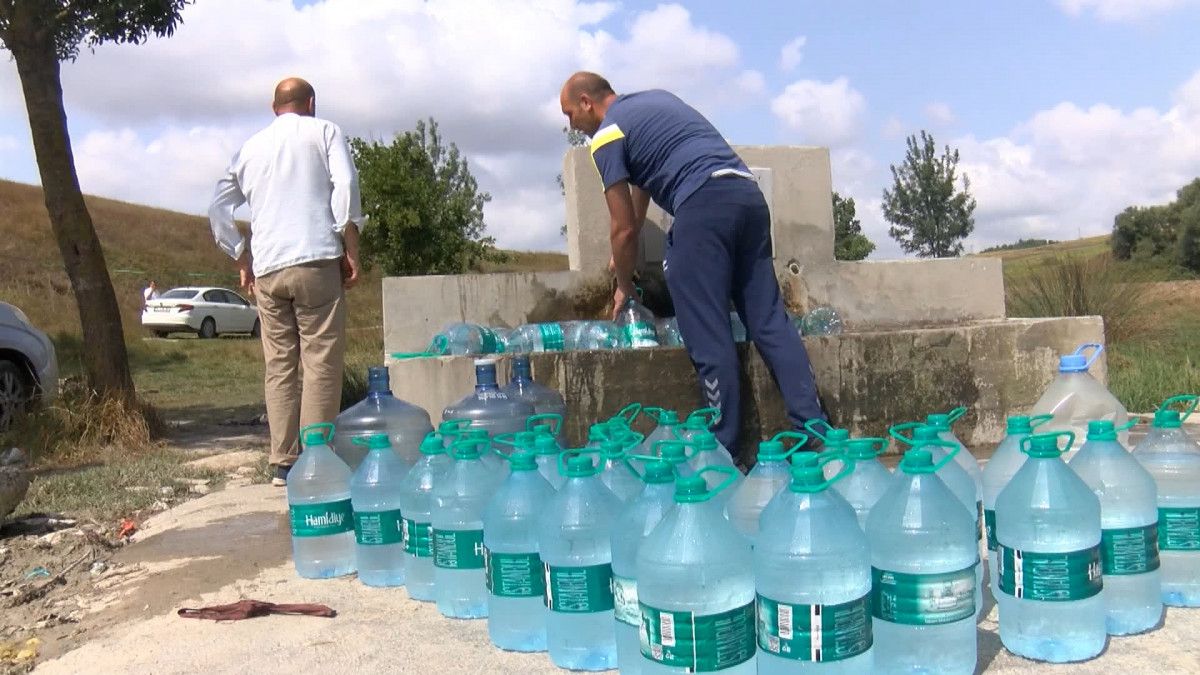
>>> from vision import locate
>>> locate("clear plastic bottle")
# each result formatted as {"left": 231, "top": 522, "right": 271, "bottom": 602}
{"left": 638, "top": 407, "right": 681, "bottom": 455}
{"left": 799, "top": 306, "right": 844, "bottom": 337}
{"left": 676, "top": 407, "right": 721, "bottom": 444}
{"left": 600, "top": 438, "right": 646, "bottom": 502}
{"left": 637, "top": 468, "right": 757, "bottom": 673}
{"left": 687, "top": 431, "right": 741, "bottom": 493}
{"left": 726, "top": 431, "right": 808, "bottom": 544}
{"left": 504, "top": 323, "right": 567, "bottom": 353}
{"left": 538, "top": 453, "right": 622, "bottom": 670}
{"left": 925, "top": 408, "right": 982, "bottom": 499}
{"left": 1069, "top": 420, "right": 1163, "bottom": 635}
{"left": 611, "top": 460, "right": 678, "bottom": 675}
{"left": 333, "top": 366, "right": 433, "bottom": 469}
{"left": 398, "top": 433, "right": 451, "bottom": 601}
{"left": 434, "top": 322, "right": 506, "bottom": 356}
{"left": 804, "top": 419, "right": 851, "bottom": 456}
{"left": 866, "top": 448, "right": 978, "bottom": 675}
{"left": 827, "top": 437, "right": 893, "bottom": 531}
{"left": 350, "top": 434, "right": 408, "bottom": 587}
{"left": 996, "top": 432, "right": 1106, "bottom": 662}
{"left": 1133, "top": 395, "right": 1200, "bottom": 607}
{"left": 756, "top": 452, "right": 874, "bottom": 673}
{"left": 569, "top": 320, "right": 622, "bottom": 351}
{"left": 431, "top": 439, "right": 502, "bottom": 619}
{"left": 617, "top": 296, "right": 660, "bottom": 349}
{"left": 981, "top": 414, "right": 1052, "bottom": 592}
{"left": 1030, "top": 343, "right": 1130, "bottom": 459}
{"left": 482, "top": 451, "right": 555, "bottom": 652}
{"left": 656, "top": 317, "right": 684, "bottom": 347}
{"left": 503, "top": 357, "right": 567, "bottom": 436}
{"left": 532, "top": 431, "right": 566, "bottom": 490}
{"left": 442, "top": 358, "right": 535, "bottom": 443}
{"left": 287, "top": 423, "right": 356, "bottom": 579}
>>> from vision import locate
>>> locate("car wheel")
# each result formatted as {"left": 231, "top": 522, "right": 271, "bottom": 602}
{"left": 0, "top": 360, "right": 30, "bottom": 431}
{"left": 251, "top": 319, "right": 261, "bottom": 338}
{"left": 198, "top": 317, "right": 217, "bottom": 339}
{"left": 153, "top": 330, "right": 169, "bottom": 338}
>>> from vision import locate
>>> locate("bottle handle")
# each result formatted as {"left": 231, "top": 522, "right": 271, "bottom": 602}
{"left": 1158, "top": 394, "right": 1199, "bottom": 422}
{"left": 1019, "top": 431, "right": 1076, "bottom": 457}
{"left": 888, "top": 421, "right": 923, "bottom": 445}
{"left": 300, "top": 422, "right": 334, "bottom": 444}
{"left": 526, "top": 413, "right": 563, "bottom": 435}
{"left": 803, "top": 418, "right": 835, "bottom": 441}
{"left": 771, "top": 430, "right": 809, "bottom": 458}
{"left": 1029, "top": 414, "right": 1054, "bottom": 430}
{"left": 613, "top": 403, "right": 643, "bottom": 426}
{"left": 1072, "top": 343, "right": 1104, "bottom": 370}
{"left": 694, "top": 466, "right": 739, "bottom": 499}
{"left": 946, "top": 406, "right": 968, "bottom": 424}
{"left": 794, "top": 451, "right": 856, "bottom": 493}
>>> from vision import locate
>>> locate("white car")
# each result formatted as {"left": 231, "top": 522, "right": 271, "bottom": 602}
{"left": 141, "top": 287, "right": 260, "bottom": 339}
{"left": 0, "top": 302, "right": 59, "bottom": 430}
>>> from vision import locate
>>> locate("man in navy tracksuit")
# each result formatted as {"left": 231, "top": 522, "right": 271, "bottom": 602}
{"left": 559, "top": 72, "right": 827, "bottom": 461}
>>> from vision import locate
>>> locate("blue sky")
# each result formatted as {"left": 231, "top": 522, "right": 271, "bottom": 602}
{"left": 2, "top": 0, "right": 1199, "bottom": 257}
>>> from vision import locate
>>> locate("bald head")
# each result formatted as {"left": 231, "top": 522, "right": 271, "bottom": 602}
{"left": 560, "top": 72, "right": 616, "bottom": 136}
{"left": 562, "top": 72, "right": 614, "bottom": 101}
{"left": 273, "top": 77, "right": 315, "bottom": 116}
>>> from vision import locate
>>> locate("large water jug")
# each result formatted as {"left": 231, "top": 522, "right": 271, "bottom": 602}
{"left": 926, "top": 408, "right": 982, "bottom": 496}
{"left": 827, "top": 437, "right": 893, "bottom": 531}
{"left": 1133, "top": 394, "right": 1200, "bottom": 607}
{"left": 434, "top": 322, "right": 506, "bottom": 355}
{"left": 505, "top": 323, "right": 567, "bottom": 353}
{"left": 482, "top": 451, "right": 555, "bottom": 652}
{"left": 538, "top": 453, "right": 623, "bottom": 670}
{"left": 726, "top": 431, "right": 808, "bottom": 544}
{"left": 637, "top": 468, "right": 756, "bottom": 673}
{"left": 600, "top": 437, "right": 647, "bottom": 502}
{"left": 443, "top": 358, "right": 535, "bottom": 444}
{"left": 611, "top": 460, "right": 677, "bottom": 675}
{"left": 431, "top": 439, "right": 503, "bottom": 619}
{"left": 533, "top": 431, "right": 565, "bottom": 489}
{"left": 687, "top": 431, "right": 741, "bottom": 492}
{"left": 647, "top": 440, "right": 695, "bottom": 480}
{"left": 503, "top": 356, "right": 567, "bottom": 431}
{"left": 675, "top": 407, "right": 721, "bottom": 444}
{"left": 350, "top": 434, "right": 408, "bottom": 587}
{"left": 333, "top": 366, "right": 434, "bottom": 469}
{"left": 995, "top": 432, "right": 1105, "bottom": 662}
{"left": 866, "top": 448, "right": 978, "bottom": 675}
{"left": 756, "top": 452, "right": 874, "bottom": 673}
{"left": 616, "top": 296, "right": 660, "bottom": 348}
{"left": 804, "top": 419, "right": 850, "bottom": 454}
{"left": 287, "top": 423, "right": 356, "bottom": 579}
{"left": 1030, "top": 343, "right": 1130, "bottom": 458}
{"left": 1069, "top": 420, "right": 1162, "bottom": 635}
{"left": 398, "top": 433, "right": 451, "bottom": 601}
{"left": 639, "top": 407, "right": 681, "bottom": 455}
{"left": 982, "top": 414, "right": 1052, "bottom": 591}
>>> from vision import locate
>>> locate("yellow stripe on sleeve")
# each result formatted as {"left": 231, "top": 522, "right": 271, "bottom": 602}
{"left": 590, "top": 124, "right": 625, "bottom": 154}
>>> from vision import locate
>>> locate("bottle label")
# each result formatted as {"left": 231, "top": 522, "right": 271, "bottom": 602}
{"left": 1101, "top": 524, "right": 1161, "bottom": 575}
{"left": 612, "top": 574, "right": 640, "bottom": 626}
{"left": 432, "top": 528, "right": 486, "bottom": 569}
{"left": 984, "top": 508, "right": 998, "bottom": 553}
{"left": 353, "top": 508, "right": 404, "bottom": 545}
{"left": 870, "top": 564, "right": 976, "bottom": 625}
{"left": 402, "top": 519, "right": 433, "bottom": 557}
{"left": 289, "top": 499, "right": 353, "bottom": 538}
{"left": 997, "top": 545, "right": 1102, "bottom": 601}
{"left": 1158, "top": 507, "right": 1200, "bottom": 551}
{"left": 622, "top": 322, "right": 659, "bottom": 348}
{"left": 538, "top": 323, "right": 565, "bottom": 352}
{"left": 545, "top": 563, "right": 614, "bottom": 613}
{"left": 639, "top": 601, "right": 756, "bottom": 672}
{"left": 484, "top": 548, "right": 545, "bottom": 598}
{"left": 478, "top": 327, "right": 500, "bottom": 354}
{"left": 756, "top": 593, "right": 872, "bottom": 662}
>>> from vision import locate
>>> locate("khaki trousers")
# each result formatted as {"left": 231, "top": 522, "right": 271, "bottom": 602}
{"left": 255, "top": 258, "right": 346, "bottom": 467}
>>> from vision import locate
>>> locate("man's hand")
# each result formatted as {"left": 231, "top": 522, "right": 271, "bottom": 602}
{"left": 236, "top": 253, "right": 254, "bottom": 296}
{"left": 341, "top": 252, "right": 360, "bottom": 289}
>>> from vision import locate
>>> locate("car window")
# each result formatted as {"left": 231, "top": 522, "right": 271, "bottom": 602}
{"left": 222, "top": 291, "right": 250, "bottom": 306}
{"left": 202, "top": 290, "right": 224, "bottom": 303}
{"left": 160, "top": 289, "right": 197, "bottom": 299}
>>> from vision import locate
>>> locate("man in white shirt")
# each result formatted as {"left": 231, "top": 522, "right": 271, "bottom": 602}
{"left": 141, "top": 281, "right": 158, "bottom": 309}
{"left": 208, "top": 77, "right": 363, "bottom": 487}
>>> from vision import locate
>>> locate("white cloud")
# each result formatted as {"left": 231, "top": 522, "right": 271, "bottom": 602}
{"left": 770, "top": 77, "right": 867, "bottom": 148}
{"left": 924, "top": 102, "right": 957, "bottom": 127}
{"left": 956, "top": 69, "right": 1200, "bottom": 249}
{"left": 0, "top": 135, "right": 16, "bottom": 152}
{"left": 1055, "top": 0, "right": 1198, "bottom": 21}
{"left": 881, "top": 116, "right": 907, "bottom": 141}
{"left": 779, "top": 36, "right": 806, "bottom": 72}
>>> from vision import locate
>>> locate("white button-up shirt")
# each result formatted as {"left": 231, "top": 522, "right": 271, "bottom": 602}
{"left": 208, "top": 113, "right": 364, "bottom": 277}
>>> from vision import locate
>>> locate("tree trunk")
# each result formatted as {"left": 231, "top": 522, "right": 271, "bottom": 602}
{"left": 6, "top": 28, "right": 136, "bottom": 404}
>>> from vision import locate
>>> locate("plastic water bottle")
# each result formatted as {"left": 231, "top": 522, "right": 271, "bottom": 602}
{"left": 1133, "top": 395, "right": 1200, "bottom": 607}
{"left": 600, "top": 438, "right": 646, "bottom": 502}
{"left": 436, "top": 322, "right": 506, "bottom": 355}
{"left": 1069, "top": 420, "right": 1163, "bottom": 635}
{"left": 617, "top": 296, "right": 660, "bottom": 348}
{"left": 398, "top": 433, "right": 451, "bottom": 601}
{"left": 503, "top": 355, "right": 567, "bottom": 437}
{"left": 649, "top": 439, "right": 695, "bottom": 480}
{"left": 726, "top": 431, "right": 808, "bottom": 544}
{"left": 350, "top": 434, "right": 409, "bottom": 587}
{"left": 730, "top": 311, "right": 748, "bottom": 343}
{"left": 804, "top": 419, "right": 851, "bottom": 455}
{"left": 443, "top": 358, "right": 535, "bottom": 442}
{"left": 756, "top": 452, "right": 874, "bottom": 673}
{"left": 676, "top": 407, "right": 721, "bottom": 444}
{"left": 568, "top": 320, "right": 622, "bottom": 351}
{"left": 533, "top": 431, "right": 566, "bottom": 489}
{"left": 926, "top": 408, "right": 982, "bottom": 497}
{"left": 506, "top": 323, "right": 567, "bottom": 353}
{"left": 827, "top": 438, "right": 893, "bottom": 531}
{"left": 687, "top": 430, "right": 741, "bottom": 491}
{"left": 432, "top": 439, "right": 503, "bottom": 619}
{"left": 287, "top": 423, "right": 356, "bottom": 579}
{"left": 866, "top": 448, "right": 978, "bottom": 675}
{"left": 638, "top": 407, "right": 681, "bottom": 455}
{"left": 995, "top": 432, "right": 1105, "bottom": 662}
{"left": 538, "top": 453, "right": 622, "bottom": 670}
{"left": 800, "top": 306, "right": 844, "bottom": 336}
{"left": 637, "top": 467, "right": 756, "bottom": 673}
{"left": 657, "top": 317, "right": 683, "bottom": 347}
{"left": 611, "top": 460, "right": 677, "bottom": 675}
{"left": 482, "top": 451, "right": 555, "bottom": 652}
{"left": 1030, "top": 343, "right": 1130, "bottom": 458}
{"left": 981, "top": 414, "right": 1052, "bottom": 592}
{"left": 333, "top": 366, "right": 434, "bottom": 469}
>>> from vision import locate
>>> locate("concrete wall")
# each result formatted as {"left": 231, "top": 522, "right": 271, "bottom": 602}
{"left": 387, "top": 315, "right": 1106, "bottom": 463}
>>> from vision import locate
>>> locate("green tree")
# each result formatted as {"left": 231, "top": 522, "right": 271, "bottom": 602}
{"left": 352, "top": 118, "right": 502, "bottom": 275}
{"left": 1178, "top": 205, "right": 1200, "bottom": 273}
{"left": 882, "top": 130, "right": 977, "bottom": 258}
{"left": 1111, "top": 205, "right": 1176, "bottom": 260}
{"left": 0, "top": 0, "right": 192, "bottom": 404}
{"left": 831, "top": 191, "right": 875, "bottom": 261}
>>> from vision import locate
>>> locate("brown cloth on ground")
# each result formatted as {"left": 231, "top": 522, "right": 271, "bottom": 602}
{"left": 178, "top": 599, "right": 336, "bottom": 621}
